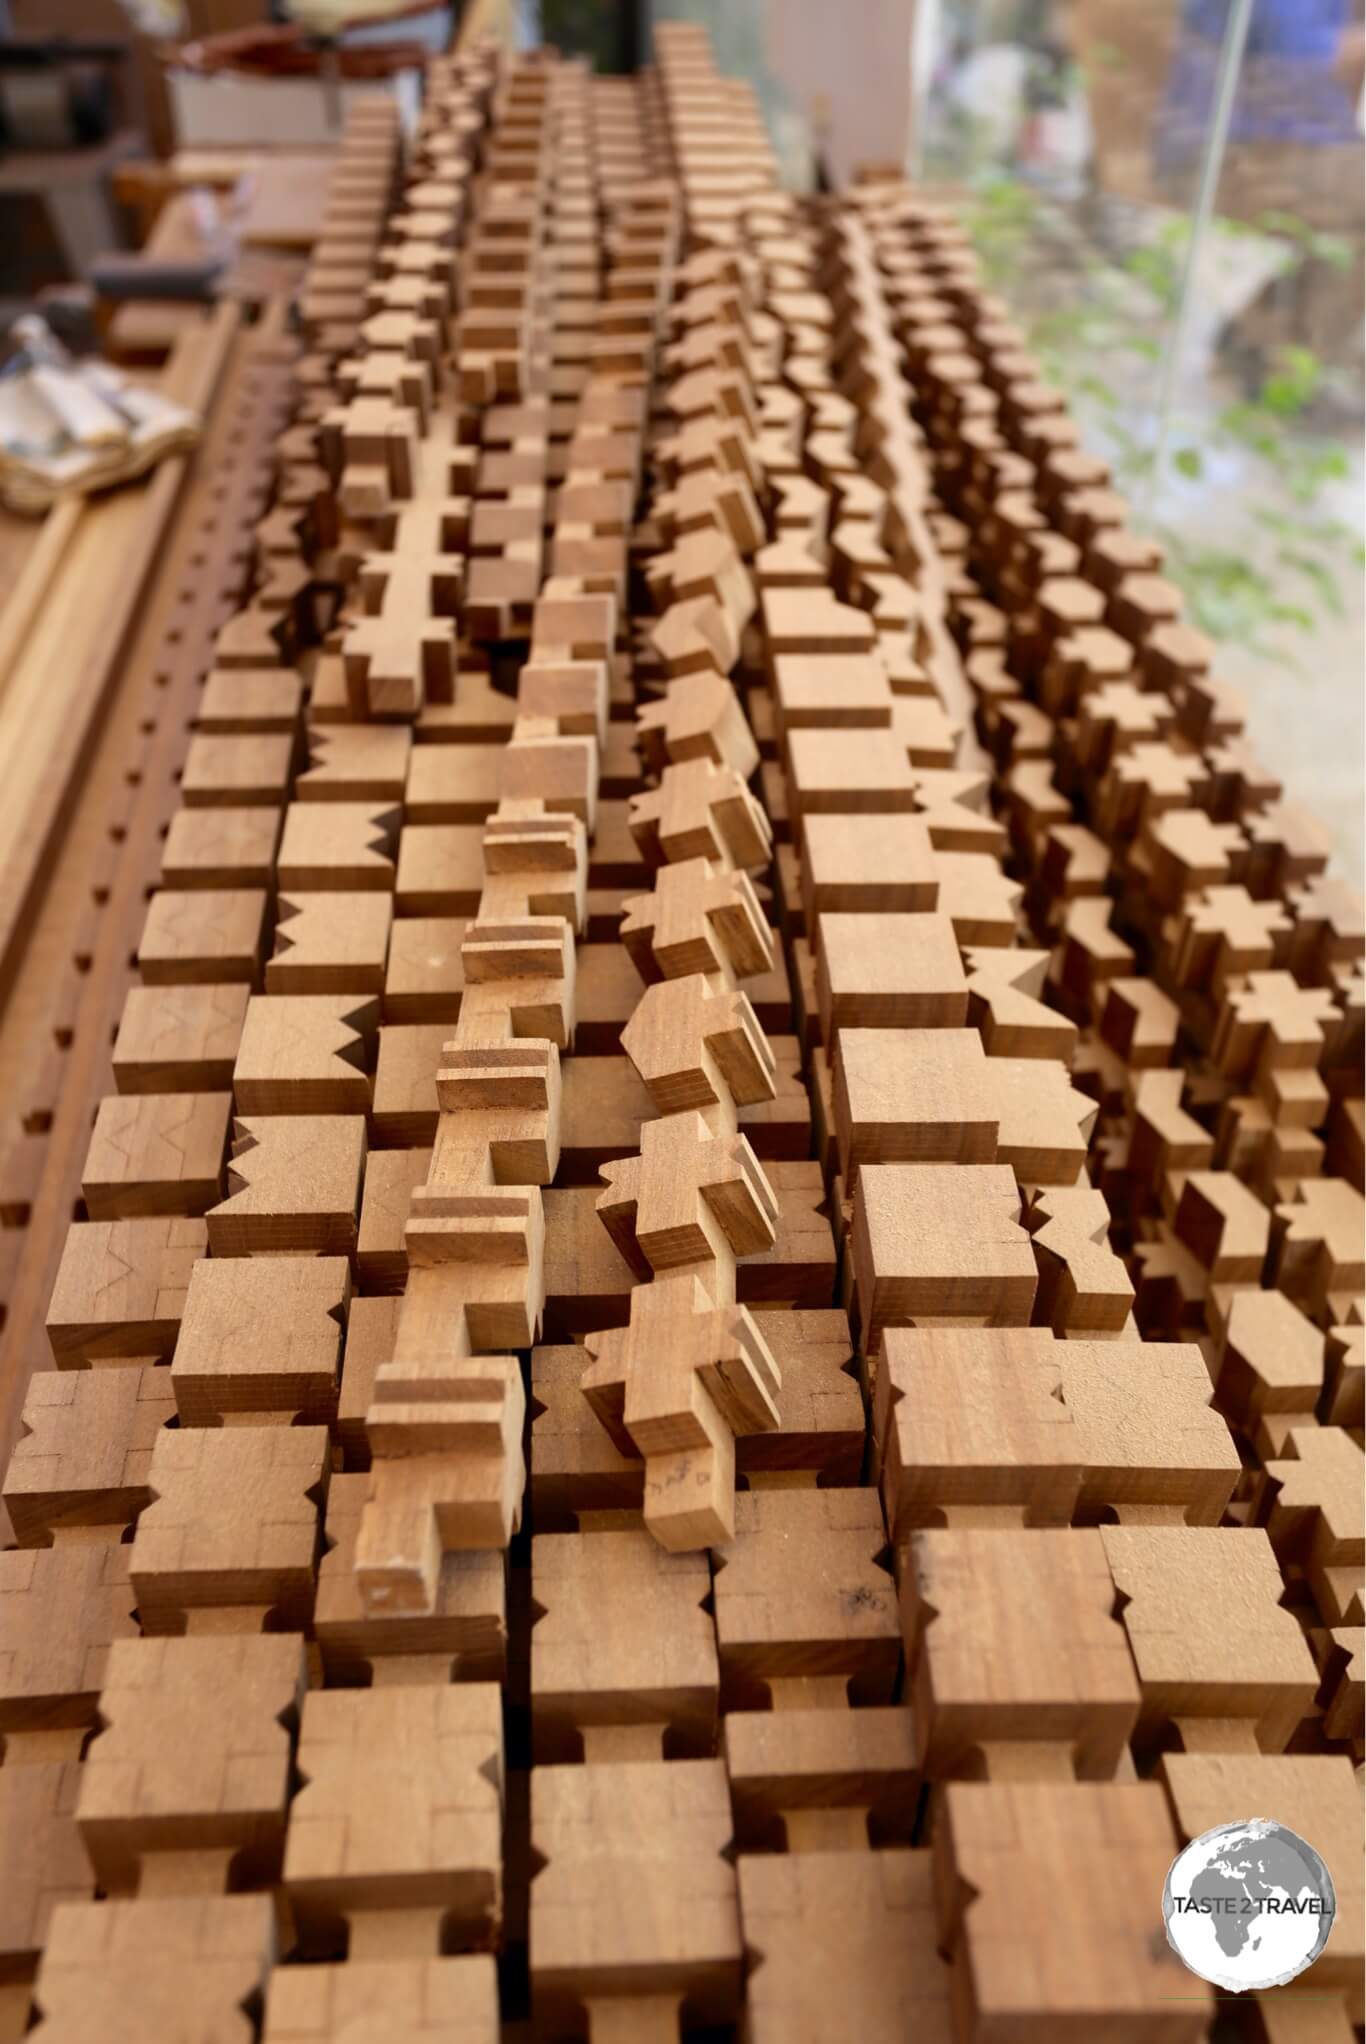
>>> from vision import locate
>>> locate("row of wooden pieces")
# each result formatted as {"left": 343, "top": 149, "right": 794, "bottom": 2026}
{"left": 325, "top": 243, "right": 681, "bottom": 697}
{"left": 111, "top": 870, "right": 1366, "bottom": 1267}
{"left": 865, "top": 187, "right": 1358, "bottom": 941}
{"left": 851, "top": 211, "right": 1362, "bottom": 1270}
{"left": 111, "top": 100, "right": 657, "bottom": 1615}
{"left": 852, "top": 196, "right": 1364, "bottom": 1319}
{"left": 298, "top": 48, "right": 496, "bottom": 365}
{"left": 879, "top": 234, "right": 1357, "bottom": 1210}
{"left": 838, "top": 200, "right": 1360, "bottom": 1226}
{"left": 344, "top": 316, "right": 665, "bottom": 1598}
{"left": 839, "top": 185, "right": 1364, "bottom": 1652}
{"left": 352, "top": 72, "right": 743, "bottom": 1594}
{"left": 728, "top": 188, "right": 1362, "bottom": 1695}
{"left": 653, "top": 23, "right": 779, "bottom": 243}
{"left": 295, "top": 91, "right": 413, "bottom": 365}
{"left": 8, "top": 1758, "right": 1360, "bottom": 2042}
{"left": 540, "top": 216, "right": 814, "bottom": 1546}
{"left": 572, "top": 165, "right": 987, "bottom": 1548}
{"left": 336, "top": 101, "right": 697, "bottom": 1594}
{"left": 0, "top": 62, "right": 515, "bottom": 2037}
{"left": 862, "top": 193, "right": 1317, "bottom": 785}
{"left": 568, "top": 206, "right": 819, "bottom": 1552}
{"left": 5, "top": 1319, "right": 1355, "bottom": 1727}
{"left": 1, "top": 1375, "right": 1358, "bottom": 2030}
{"left": 326, "top": 64, "right": 576, "bottom": 693}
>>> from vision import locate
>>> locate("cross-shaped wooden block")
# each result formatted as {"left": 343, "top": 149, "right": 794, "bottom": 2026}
{"left": 621, "top": 857, "right": 773, "bottom": 985}
{"left": 597, "top": 1110, "right": 777, "bottom": 1283}
{"left": 583, "top": 1273, "right": 781, "bottom": 1548}
{"left": 628, "top": 756, "right": 770, "bottom": 872}
{"left": 619, "top": 972, "right": 775, "bottom": 1118}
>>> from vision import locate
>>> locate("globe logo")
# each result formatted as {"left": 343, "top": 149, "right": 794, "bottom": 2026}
{"left": 1163, "top": 1819, "right": 1336, "bottom": 1992}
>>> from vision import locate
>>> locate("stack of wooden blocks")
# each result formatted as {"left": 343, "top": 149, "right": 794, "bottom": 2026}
{"left": 0, "top": 23, "right": 1359, "bottom": 2044}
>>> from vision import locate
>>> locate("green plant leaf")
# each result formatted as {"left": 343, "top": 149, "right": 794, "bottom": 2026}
{"left": 1172, "top": 446, "right": 1204, "bottom": 480}
{"left": 1255, "top": 209, "right": 1314, "bottom": 244}
{"left": 1259, "top": 344, "right": 1321, "bottom": 416}
{"left": 1309, "top": 232, "right": 1354, "bottom": 272}
{"left": 1275, "top": 547, "right": 1346, "bottom": 618}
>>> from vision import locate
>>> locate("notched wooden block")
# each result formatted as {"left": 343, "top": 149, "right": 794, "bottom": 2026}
{"left": 712, "top": 1488, "right": 899, "bottom": 1707}
{"left": 372, "top": 1023, "right": 449, "bottom": 1146}
{"left": 284, "top": 1683, "right": 503, "bottom": 1951}
{"left": 739, "top": 1849, "right": 951, "bottom": 2044}
{"left": 207, "top": 1116, "right": 366, "bottom": 1257}
{"left": 394, "top": 823, "right": 486, "bottom": 915}
{"left": 161, "top": 806, "right": 283, "bottom": 891}
{"left": 816, "top": 912, "right": 966, "bottom": 1039}
{"left": 267, "top": 893, "right": 394, "bottom": 995}
{"left": 850, "top": 1164, "right": 1036, "bottom": 1351}
{"left": 82, "top": 1092, "right": 232, "bottom": 1218}
{"left": 232, "top": 995, "right": 377, "bottom": 1115}
{"left": 46, "top": 1217, "right": 206, "bottom": 1363}
{"left": 357, "top": 1145, "right": 431, "bottom": 1291}
{"left": 276, "top": 801, "right": 400, "bottom": 892}
{"left": 263, "top": 1953, "right": 498, "bottom": 2044}
{"left": 34, "top": 1894, "right": 276, "bottom": 2044}
{"left": 1101, "top": 1524, "right": 1317, "bottom": 1754}
{"left": 876, "top": 1326, "right": 1238, "bottom": 1539}
{"left": 314, "top": 1472, "right": 505, "bottom": 1687}
{"left": 76, "top": 1633, "right": 305, "bottom": 1894}
{"left": 297, "top": 725, "right": 411, "bottom": 804}
{"left": 531, "top": 1529, "right": 718, "bottom": 1759}
{"left": 903, "top": 1527, "right": 1138, "bottom": 1779}
{"left": 113, "top": 985, "right": 250, "bottom": 1095}
{"left": 835, "top": 1028, "right": 1096, "bottom": 1185}
{"left": 936, "top": 1782, "right": 1205, "bottom": 2038}
{"left": 530, "top": 1759, "right": 741, "bottom": 2025}
{"left": 0, "top": 1543, "right": 137, "bottom": 1731}
{"left": 137, "top": 890, "right": 268, "bottom": 987}
{"left": 181, "top": 733, "right": 295, "bottom": 808}
{"left": 172, "top": 1256, "right": 348, "bottom": 1424}
{"left": 131, "top": 1425, "right": 329, "bottom": 1632}
{"left": 799, "top": 812, "right": 938, "bottom": 917}
{"left": 0, "top": 1759, "right": 92, "bottom": 1967}
{"left": 5, "top": 1364, "right": 173, "bottom": 1542}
